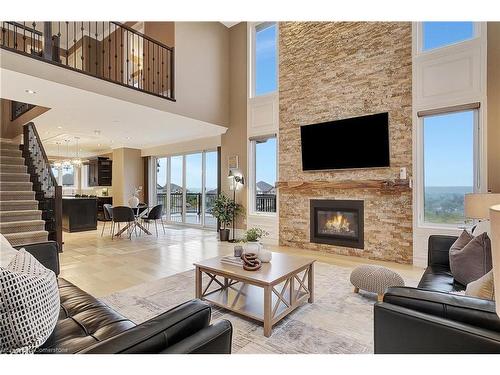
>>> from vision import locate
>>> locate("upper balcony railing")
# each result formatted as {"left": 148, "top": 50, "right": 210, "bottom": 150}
{"left": 1, "top": 22, "right": 175, "bottom": 101}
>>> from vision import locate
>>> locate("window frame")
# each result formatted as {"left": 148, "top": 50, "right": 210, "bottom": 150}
{"left": 416, "top": 107, "right": 482, "bottom": 229}
{"left": 248, "top": 135, "right": 278, "bottom": 217}
{"left": 416, "top": 22, "right": 480, "bottom": 54}
{"left": 249, "top": 21, "right": 278, "bottom": 98}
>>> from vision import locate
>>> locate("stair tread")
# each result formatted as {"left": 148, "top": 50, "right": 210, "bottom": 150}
{"left": 0, "top": 219, "right": 45, "bottom": 227}
{"left": 0, "top": 209, "right": 42, "bottom": 215}
{"left": 3, "top": 230, "right": 48, "bottom": 238}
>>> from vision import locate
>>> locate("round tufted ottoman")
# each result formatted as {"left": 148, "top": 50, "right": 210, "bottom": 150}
{"left": 350, "top": 264, "right": 405, "bottom": 302}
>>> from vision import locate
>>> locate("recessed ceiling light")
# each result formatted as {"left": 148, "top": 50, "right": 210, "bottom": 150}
{"left": 57, "top": 126, "right": 62, "bottom": 129}
{"left": 97, "top": 144, "right": 101, "bottom": 147}
{"left": 25, "top": 89, "right": 36, "bottom": 94}
{"left": 126, "top": 136, "right": 131, "bottom": 140}
{"left": 94, "top": 130, "right": 101, "bottom": 136}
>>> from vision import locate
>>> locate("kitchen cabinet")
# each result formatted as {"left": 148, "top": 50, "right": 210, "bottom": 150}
{"left": 88, "top": 157, "right": 112, "bottom": 186}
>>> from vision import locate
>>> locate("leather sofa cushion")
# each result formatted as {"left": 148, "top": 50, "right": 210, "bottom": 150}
{"left": 38, "top": 278, "right": 135, "bottom": 354}
{"left": 417, "top": 266, "right": 465, "bottom": 293}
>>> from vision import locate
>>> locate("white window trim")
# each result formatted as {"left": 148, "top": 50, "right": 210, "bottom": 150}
{"left": 415, "top": 22, "right": 481, "bottom": 55}
{"left": 248, "top": 135, "right": 278, "bottom": 217}
{"left": 248, "top": 21, "right": 278, "bottom": 99}
{"left": 415, "top": 108, "right": 484, "bottom": 230}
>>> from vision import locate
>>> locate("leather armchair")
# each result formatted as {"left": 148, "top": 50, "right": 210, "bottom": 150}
{"left": 374, "top": 235, "right": 500, "bottom": 354}
{"left": 14, "top": 241, "right": 233, "bottom": 354}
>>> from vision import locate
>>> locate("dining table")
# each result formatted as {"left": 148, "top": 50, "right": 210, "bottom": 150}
{"left": 114, "top": 205, "right": 152, "bottom": 237}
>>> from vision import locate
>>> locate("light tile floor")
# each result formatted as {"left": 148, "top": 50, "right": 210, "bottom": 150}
{"left": 60, "top": 223, "right": 424, "bottom": 297}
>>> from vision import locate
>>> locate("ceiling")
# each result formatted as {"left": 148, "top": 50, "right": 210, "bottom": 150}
{"left": 1, "top": 67, "right": 227, "bottom": 158}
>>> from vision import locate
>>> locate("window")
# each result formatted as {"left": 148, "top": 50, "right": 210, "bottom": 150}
{"left": 61, "top": 165, "right": 75, "bottom": 186}
{"left": 154, "top": 151, "right": 218, "bottom": 227}
{"left": 253, "top": 22, "right": 277, "bottom": 96}
{"left": 422, "top": 22, "right": 475, "bottom": 51}
{"left": 422, "top": 110, "right": 477, "bottom": 225}
{"left": 251, "top": 136, "right": 277, "bottom": 213}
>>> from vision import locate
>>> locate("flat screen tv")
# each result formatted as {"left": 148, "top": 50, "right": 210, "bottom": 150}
{"left": 300, "top": 112, "right": 390, "bottom": 171}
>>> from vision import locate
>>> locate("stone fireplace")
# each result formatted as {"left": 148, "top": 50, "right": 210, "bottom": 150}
{"left": 310, "top": 199, "right": 364, "bottom": 249}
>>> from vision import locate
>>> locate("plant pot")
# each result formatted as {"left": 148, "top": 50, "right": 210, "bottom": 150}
{"left": 219, "top": 229, "right": 230, "bottom": 241}
{"left": 258, "top": 248, "right": 272, "bottom": 263}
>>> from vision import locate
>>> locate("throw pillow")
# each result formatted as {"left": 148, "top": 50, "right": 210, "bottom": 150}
{"left": 450, "top": 232, "right": 492, "bottom": 286}
{"left": 450, "top": 230, "right": 474, "bottom": 252}
{"left": 0, "top": 249, "right": 60, "bottom": 354}
{"left": 466, "top": 270, "right": 495, "bottom": 300}
{"left": 0, "top": 234, "right": 18, "bottom": 268}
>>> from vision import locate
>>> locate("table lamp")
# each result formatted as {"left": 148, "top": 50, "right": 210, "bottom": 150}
{"left": 464, "top": 193, "right": 500, "bottom": 234}
{"left": 490, "top": 204, "right": 500, "bottom": 317}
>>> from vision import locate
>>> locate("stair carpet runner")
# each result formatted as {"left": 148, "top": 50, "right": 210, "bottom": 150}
{"left": 0, "top": 138, "right": 48, "bottom": 246}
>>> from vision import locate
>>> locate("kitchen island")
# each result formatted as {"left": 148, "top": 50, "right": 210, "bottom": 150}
{"left": 62, "top": 197, "right": 98, "bottom": 232}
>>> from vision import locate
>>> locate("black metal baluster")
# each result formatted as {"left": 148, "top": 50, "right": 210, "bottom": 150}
{"left": 23, "top": 22, "right": 26, "bottom": 53}
{"left": 81, "top": 22, "right": 84, "bottom": 70}
{"left": 95, "top": 22, "right": 98, "bottom": 75}
{"left": 32, "top": 22, "right": 36, "bottom": 54}
{"left": 73, "top": 22, "right": 76, "bottom": 69}
{"left": 170, "top": 48, "right": 174, "bottom": 99}
{"left": 65, "top": 22, "right": 68, "bottom": 65}
{"left": 147, "top": 40, "right": 150, "bottom": 91}
{"left": 126, "top": 29, "right": 129, "bottom": 86}
{"left": 161, "top": 47, "right": 164, "bottom": 96}
{"left": 114, "top": 23, "right": 117, "bottom": 82}
{"left": 57, "top": 22, "right": 61, "bottom": 63}
{"left": 102, "top": 22, "right": 105, "bottom": 78}
{"left": 108, "top": 22, "right": 111, "bottom": 80}
{"left": 87, "top": 22, "right": 91, "bottom": 72}
{"left": 14, "top": 23, "right": 17, "bottom": 50}
{"left": 131, "top": 32, "right": 135, "bottom": 87}
{"left": 120, "top": 26, "right": 123, "bottom": 84}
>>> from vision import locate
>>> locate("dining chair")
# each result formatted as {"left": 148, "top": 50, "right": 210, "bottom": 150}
{"left": 141, "top": 204, "right": 165, "bottom": 237}
{"left": 100, "top": 204, "right": 113, "bottom": 237}
{"left": 111, "top": 206, "right": 136, "bottom": 240}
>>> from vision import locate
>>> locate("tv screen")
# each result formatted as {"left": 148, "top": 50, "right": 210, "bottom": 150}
{"left": 300, "top": 112, "right": 390, "bottom": 171}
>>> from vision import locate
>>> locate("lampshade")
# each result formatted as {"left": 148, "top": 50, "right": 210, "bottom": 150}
{"left": 464, "top": 193, "right": 500, "bottom": 219}
{"left": 489, "top": 204, "right": 500, "bottom": 317}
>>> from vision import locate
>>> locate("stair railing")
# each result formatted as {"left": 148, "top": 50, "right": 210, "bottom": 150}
{"left": 23, "top": 122, "right": 63, "bottom": 251}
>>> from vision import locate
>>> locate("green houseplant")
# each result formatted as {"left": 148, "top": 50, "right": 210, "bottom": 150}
{"left": 243, "top": 228, "right": 269, "bottom": 242}
{"left": 212, "top": 194, "right": 242, "bottom": 241}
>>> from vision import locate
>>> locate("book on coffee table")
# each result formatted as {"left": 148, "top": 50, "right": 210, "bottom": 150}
{"left": 220, "top": 256, "right": 243, "bottom": 266}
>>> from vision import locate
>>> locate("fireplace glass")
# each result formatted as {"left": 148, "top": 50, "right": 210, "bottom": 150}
{"left": 316, "top": 210, "right": 359, "bottom": 239}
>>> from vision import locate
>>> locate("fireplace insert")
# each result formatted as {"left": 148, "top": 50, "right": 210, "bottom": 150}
{"left": 310, "top": 199, "right": 364, "bottom": 249}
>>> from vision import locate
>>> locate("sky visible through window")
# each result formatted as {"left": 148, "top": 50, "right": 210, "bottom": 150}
{"left": 255, "top": 23, "right": 277, "bottom": 96}
{"left": 255, "top": 138, "right": 277, "bottom": 187}
{"left": 423, "top": 111, "right": 474, "bottom": 224}
{"left": 423, "top": 22, "right": 474, "bottom": 51}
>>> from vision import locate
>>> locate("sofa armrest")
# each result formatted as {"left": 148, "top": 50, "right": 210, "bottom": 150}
{"left": 428, "top": 235, "right": 457, "bottom": 268}
{"left": 79, "top": 299, "right": 212, "bottom": 354}
{"left": 383, "top": 287, "right": 500, "bottom": 332}
{"left": 161, "top": 320, "right": 232, "bottom": 354}
{"left": 15, "top": 241, "right": 60, "bottom": 276}
{"left": 374, "top": 302, "right": 500, "bottom": 353}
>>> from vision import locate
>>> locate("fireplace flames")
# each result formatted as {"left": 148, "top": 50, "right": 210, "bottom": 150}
{"left": 324, "top": 213, "right": 351, "bottom": 233}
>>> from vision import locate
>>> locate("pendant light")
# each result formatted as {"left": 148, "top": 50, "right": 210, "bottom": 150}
{"left": 53, "top": 142, "right": 62, "bottom": 168}
{"left": 72, "top": 136, "right": 82, "bottom": 167}
{"left": 62, "top": 139, "right": 71, "bottom": 170}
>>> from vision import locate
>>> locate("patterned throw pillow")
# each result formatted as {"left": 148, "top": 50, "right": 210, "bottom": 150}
{"left": 466, "top": 270, "right": 495, "bottom": 301}
{"left": 0, "top": 249, "right": 60, "bottom": 353}
{"left": 0, "top": 234, "right": 18, "bottom": 268}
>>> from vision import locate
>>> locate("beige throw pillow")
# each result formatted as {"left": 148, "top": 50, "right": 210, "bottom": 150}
{"left": 466, "top": 271, "right": 495, "bottom": 300}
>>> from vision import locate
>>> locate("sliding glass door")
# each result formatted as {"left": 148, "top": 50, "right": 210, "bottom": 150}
{"left": 154, "top": 150, "right": 218, "bottom": 228}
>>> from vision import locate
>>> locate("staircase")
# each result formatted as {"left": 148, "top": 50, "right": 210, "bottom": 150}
{"left": 0, "top": 138, "right": 48, "bottom": 246}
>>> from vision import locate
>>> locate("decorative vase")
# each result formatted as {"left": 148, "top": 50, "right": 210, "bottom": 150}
{"left": 219, "top": 229, "right": 230, "bottom": 241}
{"left": 258, "top": 248, "right": 272, "bottom": 263}
{"left": 243, "top": 241, "right": 262, "bottom": 255}
{"left": 128, "top": 195, "right": 139, "bottom": 208}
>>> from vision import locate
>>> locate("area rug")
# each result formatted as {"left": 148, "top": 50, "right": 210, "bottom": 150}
{"left": 100, "top": 262, "right": 419, "bottom": 354}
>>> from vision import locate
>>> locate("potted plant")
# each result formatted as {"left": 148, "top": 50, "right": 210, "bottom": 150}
{"left": 242, "top": 228, "right": 269, "bottom": 255}
{"left": 212, "top": 194, "right": 241, "bottom": 241}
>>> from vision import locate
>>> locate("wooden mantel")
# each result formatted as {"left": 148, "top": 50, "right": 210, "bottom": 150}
{"left": 276, "top": 179, "right": 411, "bottom": 193}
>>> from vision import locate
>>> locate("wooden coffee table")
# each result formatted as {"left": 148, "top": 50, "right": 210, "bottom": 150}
{"left": 194, "top": 253, "right": 315, "bottom": 337}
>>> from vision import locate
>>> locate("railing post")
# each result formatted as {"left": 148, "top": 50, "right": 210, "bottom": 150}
{"left": 43, "top": 22, "right": 53, "bottom": 61}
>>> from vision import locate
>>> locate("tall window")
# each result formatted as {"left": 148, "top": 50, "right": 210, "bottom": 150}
{"left": 251, "top": 137, "right": 277, "bottom": 213}
{"left": 254, "top": 22, "right": 277, "bottom": 96}
{"left": 422, "top": 22, "right": 475, "bottom": 51}
{"left": 154, "top": 151, "right": 218, "bottom": 227}
{"left": 422, "top": 110, "right": 477, "bottom": 225}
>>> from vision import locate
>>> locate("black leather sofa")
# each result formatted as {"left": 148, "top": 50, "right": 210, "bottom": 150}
{"left": 374, "top": 235, "right": 500, "bottom": 354}
{"left": 16, "top": 241, "right": 232, "bottom": 354}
